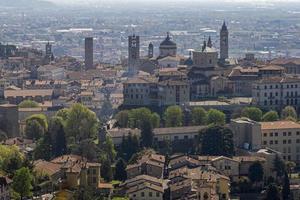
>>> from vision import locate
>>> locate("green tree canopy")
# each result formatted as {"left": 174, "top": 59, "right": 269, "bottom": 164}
{"left": 65, "top": 103, "right": 99, "bottom": 143}
{"left": 191, "top": 107, "right": 207, "bottom": 125}
{"left": 120, "top": 133, "right": 140, "bottom": 161}
{"left": 18, "top": 100, "right": 39, "bottom": 108}
{"left": 262, "top": 110, "right": 279, "bottom": 122}
{"left": 26, "top": 114, "right": 48, "bottom": 131}
{"left": 241, "top": 107, "right": 262, "bottom": 121}
{"left": 274, "top": 155, "right": 286, "bottom": 178}
{"left": 198, "top": 126, "right": 234, "bottom": 157}
{"left": 12, "top": 167, "right": 33, "bottom": 199}
{"left": 115, "top": 110, "right": 129, "bottom": 128}
{"left": 141, "top": 120, "right": 153, "bottom": 148}
{"left": 114, "top": 158, "right": 127, "bottom": 181}
{"left": 102, "top": 136, "right": 117, "bottom": 162}
{"left": 56, "top": 108, "right": 70, "bottom": 121}
{"left": 164, "top": 105, "right": 183, "bottom": 127}
{"left": 48, "top": 116, "right": 66, "bottom": 157}
{"left": 282, "top": 172, "right": 290, "bottom": 200}
{"left": 150, "top": 113, "right": 160, "bottom": 128}
{"left": 248, "top": 161, "right": 264, "bottom": 184}
{"left": 266, "top": 183, "right": 280, "bottom": 200}
{"left": 281, "top": 106, "right": 297, "bottom": 121}
{"left": 0, "top": 145, "right": 24, "bottom": 174}
{"left": 207, "top": 109, "right": 226, "bottom": 125}
{"left": 25, "top": 119, "right": 45, "bottom": 140}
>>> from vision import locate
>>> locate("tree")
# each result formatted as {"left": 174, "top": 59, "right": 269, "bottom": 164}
{"left": 207, "top": 109, "right": 226, "bottom": 125}
{"left": 12, "top": 167, "right": 33, "bottom": 199}
{"left": 150, "top": 113, "right": 160, "bottom": 128}
{"left": 100, "top": 155, "right": 113, "bottom": 182}
{"left": 141, "top": 120, "right": 153, "bottom": 148}
{"left": 0, "top": 145, "right": 24, "bottom": 174}
{"left": 114, "top": 158, "right": 127, "bottom": 181}
{"left": 191, "top": 107, "right": 207, "bottom": 125}
{"left": 265, "top": 183, "right": 280, "bottom": 200}
{"left": 120, "top": 133, "right": 140, "bottom": 161}
{"left": 281, "top": 106, "right": 297, "bottom": 121}
{"left": 115, "top": 110, "right": 129, "bottom": 128}
{"left": 65, "top": 103, "right": 99, "bottom": 143}
{"left": 56, "top": 108, "right": 70, "bottom": 121}
{"left": 48, "top": 116, "right": 66, "bottom": 157}
{"left": 282, "top": 172, "right": 290, "bottom": 200}
{"left": 26, "top": 114, "right": 48, "bottom": 131}
{"left": 262, "top": 111, "right": 279, "bottom": 122}
{"left": 164, "top": 106, "right": 183, "bottom": 127}
{"left": 25, "top": 119, "right": 44, "bottom": 140}
{"left": 198, "top": 126, "right": 234, "bottom": 157}
{"left": 274, "top": 155, "right": 286, "bottom": 178}
{"left": 241, "top": 107, "right": 262, "bottom": 121}
{"left": 34, "top": 132, "right": 52, "bottom": 160}
{"left": 248, "top": 161, "right": 264, "bottom": 185}
{"left": 102, "top": 136, "right": 117, "bottom": 162}
{"left": 18, "top": 100, "right": 39, "bottom": 108}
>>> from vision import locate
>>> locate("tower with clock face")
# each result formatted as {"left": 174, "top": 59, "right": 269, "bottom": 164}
{"left": 220, "top": 21, "right": 229, "bottom": 62}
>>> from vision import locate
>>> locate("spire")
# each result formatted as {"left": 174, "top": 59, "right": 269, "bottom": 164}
{"left": 166, "top": 32, "right": 170, "bottom": 40}
{"left": 202, "top": 40, "right": 207, "bottom": 52}
{"left": 221, "top": 21, "right": 228, "bottom": 31}
{"left": 207, "top": 36, "right": 212, "bottom": 48}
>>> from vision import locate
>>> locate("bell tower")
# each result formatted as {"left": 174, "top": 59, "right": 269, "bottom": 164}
{"left": 128, "top": 34, "right": 140, "bottom": 75}
{"left": 220, "top": 21, "right": 229, "bottom": 62}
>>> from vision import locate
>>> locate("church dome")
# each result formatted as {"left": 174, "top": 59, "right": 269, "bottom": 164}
{"left": 160, "top": 33, "right": 176, "bottom": 46}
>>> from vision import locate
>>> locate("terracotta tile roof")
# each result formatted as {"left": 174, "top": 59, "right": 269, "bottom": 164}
{"left": 126, "top": 182, "right": 164, "bottom": 194}
{"left": 34, "top": 160, "right": 61, "bottom": 176}
{"left": 260, "top": 120, "right": 300, "bottom": 130}
{"left": 153, "top": 126, "right": 205, "bottom": 135}
{"left": 256, "top": 76, "right": 300, "bottom": 84}
{"left": 4, "top": 89, "right": 53, "bottom": 97}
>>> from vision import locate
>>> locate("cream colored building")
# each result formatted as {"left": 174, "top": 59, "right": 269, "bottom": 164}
{"left": 261, "top": 120, "right": 300, "bottom": 164}
{"left": 123, "top": 76, "right": 190, "bottom": 106}
{"left": 252, "top": 76, "right": 300, "bottom": 110}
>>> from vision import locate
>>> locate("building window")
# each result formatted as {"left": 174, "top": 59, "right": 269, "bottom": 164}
{"left": 270, "top": 132, "right": 273, "bottom": 137}
{"left": 297, "top": 132, "right": 300, "bottom": 136}
{"left": 184, "top": 135, "right": 188, "bottom": 140}
{"left": 263, "top": 141, "right": 267, "bottom": 145}
{"left": 141, "top": 192, "right": 144, "bottom": 197}
{"left": 149, "top": 192, "right": 152, "bottom": 197}
{"left": 288, "top": 155, "right": 291, "bottom": 160}
{"left": 275, "top": 132, "right": 278, "bottom": 136}
{"left": 275, "top": 140, "right": 278, "bottom": 144}
{"left": 156, "top": 192, "right": 160, "bottom": 197}
{"left": 288, "top": 132, "right": 292, "bottom": 136}
{"left": 283, "top": 132, "right": 287, "bottom": 136}
{"left": 283, "top": 140, "right": 287, "bottom": 144}
{"left": 288, "top": 139, "right": 291, "bottom": 144}
{"left": 297, "top": 139, "right": 300, "bottom": 143}
{"left": 264, "top": 133, "right": 267, "bottom": 137}
{"left": 270, "top": 141, "right": 273, "bottom": 145}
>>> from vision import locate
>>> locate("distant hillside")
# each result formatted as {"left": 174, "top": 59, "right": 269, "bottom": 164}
{"left": 0, "top": 0, "right": 54, "bottom": 7}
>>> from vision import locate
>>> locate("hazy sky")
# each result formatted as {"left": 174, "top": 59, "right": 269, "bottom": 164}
{"left": 48, "top": 0, "right": 300, "bottom": 4}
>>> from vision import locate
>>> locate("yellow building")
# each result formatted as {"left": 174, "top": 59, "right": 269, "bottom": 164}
{"left": 261, "top": 120, "right": 300, "bottom": 164}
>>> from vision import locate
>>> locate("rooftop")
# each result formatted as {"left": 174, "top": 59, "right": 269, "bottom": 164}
{"left": 260, "top": 120, "right": 300, "bottom": 130}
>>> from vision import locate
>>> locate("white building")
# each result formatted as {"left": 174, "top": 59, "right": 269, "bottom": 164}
{"left": 252, "top": 76, "right": 300, "bottom": 110}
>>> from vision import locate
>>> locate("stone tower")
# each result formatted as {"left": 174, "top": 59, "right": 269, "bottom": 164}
{"left": 85, "top": 37, "right": 94, "bottom": 70}
{"left": 148, "top": 42, "right": 154, "bottom": 58}
{"left": 220, "top": 21, "right": 229, "bottom": 62}
{"left": 128, "top": 34, "right": 140, "bottom": 75}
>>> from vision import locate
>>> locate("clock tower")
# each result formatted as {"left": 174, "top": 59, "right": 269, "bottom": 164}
{"left": 220, "top": 21, "right": 229, "bottom": 62}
